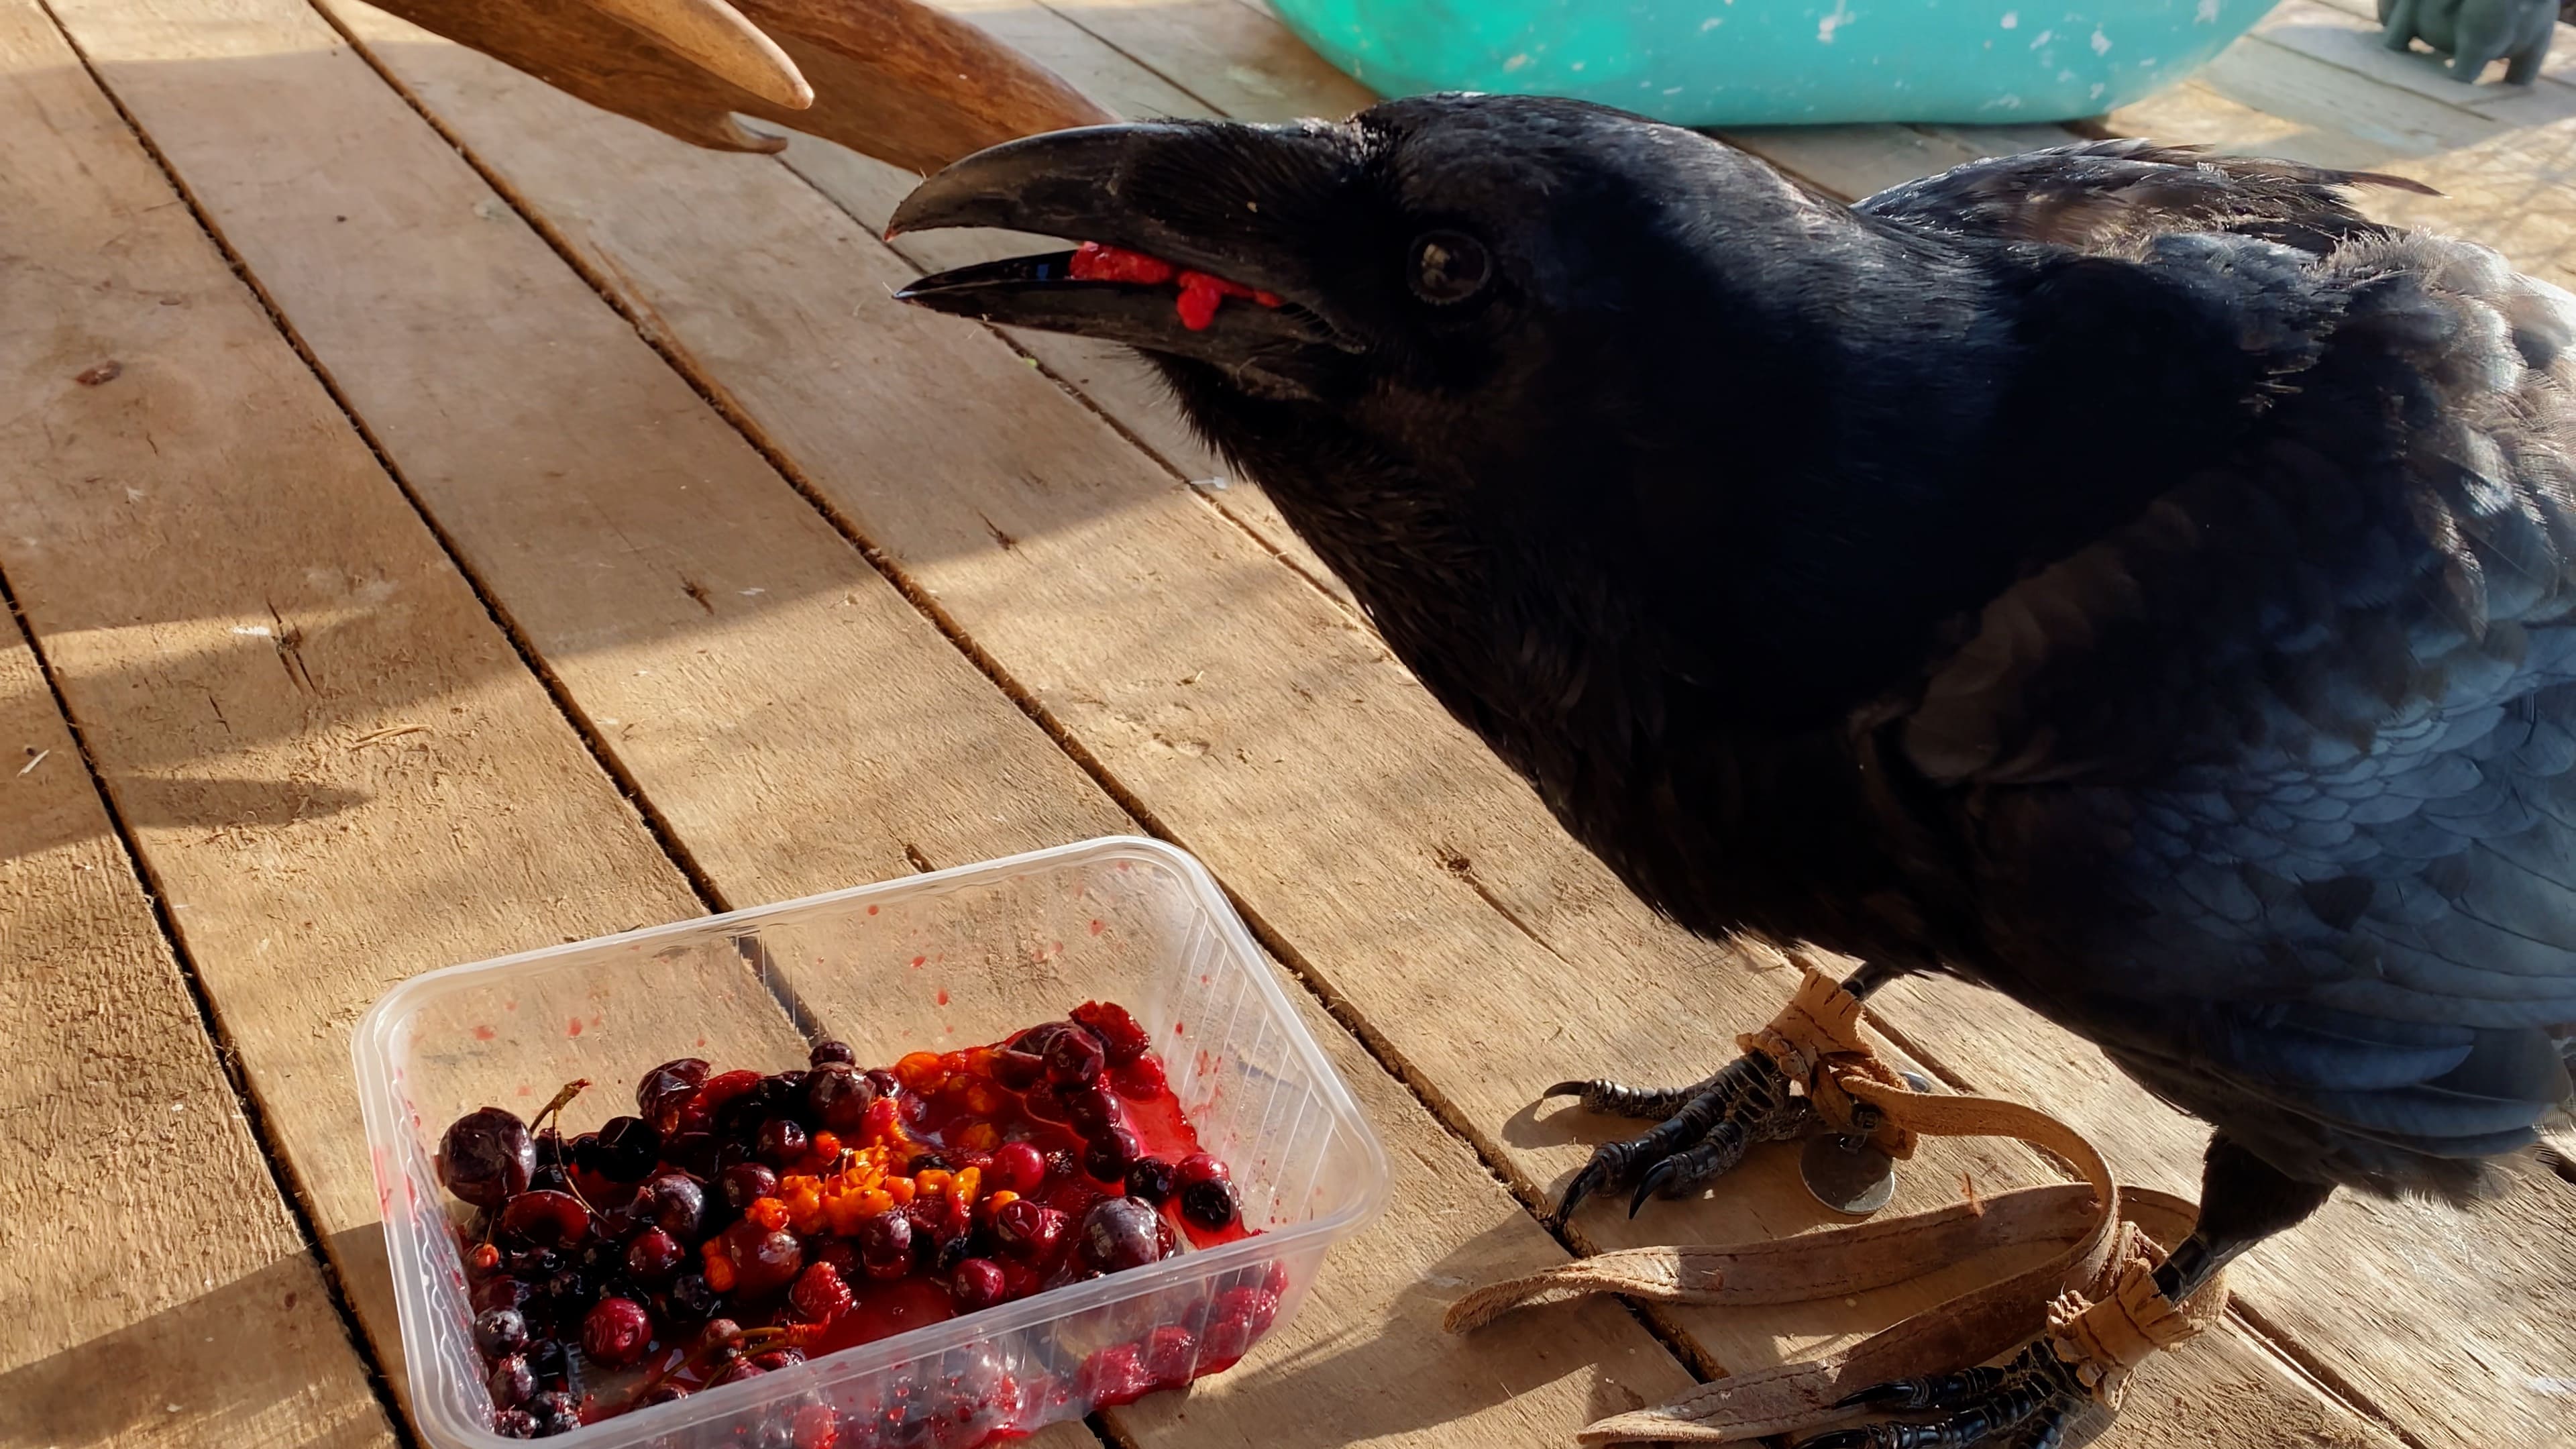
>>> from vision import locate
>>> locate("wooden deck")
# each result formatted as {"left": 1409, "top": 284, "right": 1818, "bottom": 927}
{"left": 5, "top": 1, "right": 2574, "bottom": 1446}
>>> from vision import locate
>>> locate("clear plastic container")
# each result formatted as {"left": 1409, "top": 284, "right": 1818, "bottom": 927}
{"left": 354, "top": 835, "right": 1390, "bottom": 1449}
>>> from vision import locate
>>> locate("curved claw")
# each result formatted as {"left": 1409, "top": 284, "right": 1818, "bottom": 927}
{"left": 1629, "top": 1157, "right": 1682, "bottom": 1218}
{"left": 1553, "top": 1157, "right": 1613, "bottom": 1225}
{"left": 1542, "top": 1081, "right": 1589, "bottom": 1099}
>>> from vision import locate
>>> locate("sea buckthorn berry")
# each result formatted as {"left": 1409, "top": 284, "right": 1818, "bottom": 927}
{"left": 788, "top": 1261, "right": 855, "bottom": 1323}
{"left": 955, "top": 1120, "right": 1002, "bottom": 1152}
{"left": 625, "top": 1228, "right": 685, "bottom": 1284}
{"left": 439, "top": 1108, "right": 535, "bottom": 1209}
{"left": 809, "top": 1040, "right": 856, "bottom": 1069}
{"left": 990, "top": 1199, "right": 1067, "bottom": 1263}
{"left": 700, "top": 1238, "right": 738, "bottom": 1293}
{"left": 857, "top": 1210, "right": 914, "bottom": 1281}
{"left": 979, "top": 1189, "right": 1020, "bottom": 1221}
{"left": 1043, "top": 1025, "right": 1108, "bottom": 1086}
{"left": 809, "top": 1132, "right": 841, "bottom": 1161}
{"left": 1124, "top": 1158, "right": 1177, "bottom": 1204}
{"left": 894, "top": 1051, "right": 947, "bottom": 1093}
{"left": 718, "top": 1163, "right": 777, "bottom": 1212}
{"left": 949, "top": 1257, "right": 1008, "bottom": 1312}
{"left": 1174, "top": 1153, "right": 1229, "bottom": 1188}
{"left": 1083, "top": 1127, "right": 1142, "bottom": 1183}
{"left": 1079, "top": 1196, "right": 1172, "bottom": 1274}
{"left": 806, "top": 1064, "right": 877, "bottom": 1134}
{"left": 497, "top": 1189, "right": 590, "bottom": 1250}
{"left": 582, "top": 1295, "right": 654, "bottom": 1367}
{"left": 488, "top": 1353, "right": 536, "bottom": 1409}
{"left": 468, "top": 1242, "right": 502, "bottom": 1275}
{"left": 1182, "top": 1177, "right": 1240, "bottom": 1231}
{"left": 756, "top": 1118, "right": 808, "bottom": 1168}
{"left": 1071, "top": 1002, "right": 1152, "bottom": 1067}
{"left": 745, "top": 1196, "right": 792, "bottom": 1233}
{"left": 990, "top": 1141, "right": 1046, "bottom": 1195}
{"left": 1110, "top": 1055, "right": 1168, "bottom": 1100}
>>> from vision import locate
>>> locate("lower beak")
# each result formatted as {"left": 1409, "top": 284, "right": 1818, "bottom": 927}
{"left": 887, "top": 123, "right": 1339, "bottom": 372}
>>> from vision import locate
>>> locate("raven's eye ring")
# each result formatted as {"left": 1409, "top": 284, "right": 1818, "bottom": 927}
{"left": 1407, "top": 230, "right": 1491, "bottom": 305}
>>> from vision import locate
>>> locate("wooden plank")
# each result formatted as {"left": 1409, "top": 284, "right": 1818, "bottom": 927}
{"left": 0, "top": 0, "right": 822, "bottom": 1408}
{"left": 42, "top": 4, "right": 1703, "bottom": 1448}
{"left": 2255, "top": 0, "right": 2576, "bottom": 111}
{"left": 319, "top": 11, "right": 2402, "bottom": 1446}
{"left": 0, "top": 598, "right": 392, "bottom": 1442}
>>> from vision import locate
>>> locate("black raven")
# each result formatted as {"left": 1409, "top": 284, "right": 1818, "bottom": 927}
{"left": 889, "top": 99, "right": 2576, "bottom": 1445}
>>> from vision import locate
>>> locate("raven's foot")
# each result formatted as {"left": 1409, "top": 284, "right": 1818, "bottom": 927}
{"left": 1544, "top": 1051, "right": 1815, "bottom": 1222}
{"left": 1802, "top": 1338, "right": 2094, "bottom": 1449}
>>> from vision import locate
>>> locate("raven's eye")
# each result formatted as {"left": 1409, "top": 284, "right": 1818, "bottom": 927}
{"left": 1407, "top": 230, "right": 1491, "bottom": 305}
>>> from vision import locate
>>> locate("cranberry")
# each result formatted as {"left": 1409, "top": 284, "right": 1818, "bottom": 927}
{"left": 812, "top": 1236, "right": 859, "bottom": 1277}
{"left": 1201, "top": 1285, "right": 1279, "bottom": 1363}
{"left": 1044, "top": 1025, "right": 1108, "bottom": 1085}
{"left": 498, "top": 1190, "right": 590, "bottom": 1250}
{"left": 1141, "top": 1324, "right": 1199, "bottom": 1387}
{"left": 756, "top": 1118, "right": 808, "bottom": 1167}
{"left": 710, "top": 1358, "right": 766, "bottom": 1387}
{"left": 439, "top": 1108, "right": 535, "bottom": 1209}
{"left": 750, "top": 1348, "right": 806, "bottom": 1371}
{"left": 805, "top": 1064, "right": 877, "bottom": 1134}
{"left": 1175, "top": 1152, "right": 1229, "bottom": 1187}
{"left": 724, "top": 1220, "right": 805, "bottom": 1299}
{"left": 582, "top": 1295, "right": 653, "bottom": 1366}
{"left": 1111, "top": 1056, "right": 1169, "bottom": 1099}
{"left": 667, "top": 1272, "right": 718, "bottom": 1320}
{"left": 949, "top": 1257, "right": 1008, "bottom": 1311}
{"left": 1124, "top": 1158, "right": 1177, "bottom": 1204}
{"left": 639, "top": 1382, "right": 690, "bottom": 1407}
{"left": 1022, "top": 1085, "right": 1073, "bottom": 1125}
{"left": 861, "top": 1067, "right": 902, "bottom": 1100}
{"left": 809, "top": 1039, "right": 857, "bottom": 1068}
{"left": 474, "top": 1306, "right": 529, "bottom": 1358}
{"left": 696, "top": 1069, "right": 764, "bottom": 1122}
{"left": 1079, "top": 1197, "right": 1173, "bottom": 1274}
{"left": 1076, "top": 1342, "right": 1157, "bottom": 1407}
{"left": 637, "top": 1057, "right": 710, "bottom": 1117}
{"left": 528, "top": 1389, "right": 582, "bottom": 1436}
{"left": 719, "top": 1163, "right": 780, "bottom": 1212}
{"left": 990, "top": 1140, "right": 1046, "bottom": 1195}
{"left": 1063, "top": 1084, "right": 1122, "bottom": 1136}
{"left": 487, "top": 1352, "right": 536, "bottom": 1409}
{"left": 587, "top": 1116, "right": 661, "bottom": 1182}
{"left": 661, "top": 1130, "right": 719, "bottom": 1177}
{"left": 990, "top": 1199, "right": 1068, "bottom": 1263}
{"left": 472, "top": 1274, "right": 533, "bottom": 1315}
{"left": 789, "top": 1260, "right": 855, "bottom": 1322}
{"left": 1182, "top": 1177, "right": 1240, "bottom": 1231}
{"left": 1071, "top": 1002, "right": 1152, "bottom": 1066}
{"left": 493, "top": 1409, "right": 537, "bottom": 1438}
{"left": 1083, "top": 1126, "right": 1142, "bottom": 1183}
{"left": 642, "top": 1174, "right": 706, "bottom": 1241}
{"left": 857, "top": 1210, "right": 914, "bottom": 1280}
{"left": 625, "top": 1228, "right": 685, "bottom": 1283}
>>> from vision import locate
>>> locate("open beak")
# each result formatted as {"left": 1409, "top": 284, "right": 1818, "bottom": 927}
{"left": 888, "top": 123, "right": 1346, "bottom": 374}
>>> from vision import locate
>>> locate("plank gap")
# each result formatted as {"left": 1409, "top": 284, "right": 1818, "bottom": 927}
{"left": 0, "top": 513, "right": 421, "bottom": 1449}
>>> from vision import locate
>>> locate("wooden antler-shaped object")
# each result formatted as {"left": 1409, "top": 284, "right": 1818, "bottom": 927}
{"left": 363, "top": 0, "right": 1113, "bottom": 171}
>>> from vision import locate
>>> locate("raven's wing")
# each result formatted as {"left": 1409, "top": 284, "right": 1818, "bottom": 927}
{"left": 1854, "top": 137, "right": 2432, "bottom": 257}
{"left": 1886, "top": 209, "right": 2576, "bottom": 1193}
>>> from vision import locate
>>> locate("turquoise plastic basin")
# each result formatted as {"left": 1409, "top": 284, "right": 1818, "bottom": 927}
{"left": 1265, "top": 0, "right": 2282, "bottom": 127}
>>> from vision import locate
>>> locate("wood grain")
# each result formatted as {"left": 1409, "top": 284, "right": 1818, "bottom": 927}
{"left": 38, "top": 2, "right": 1709, "bottom": 1446}
{"left": 0, "top": 571, "right": 390, "bottom": 1444}
{"left": 318, "top": 11, "right": 2402, "bottom": 1446}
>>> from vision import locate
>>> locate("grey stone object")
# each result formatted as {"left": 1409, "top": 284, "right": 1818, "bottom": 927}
{"left": 2379, "top": 0, "right": 2558, "bottom": 84}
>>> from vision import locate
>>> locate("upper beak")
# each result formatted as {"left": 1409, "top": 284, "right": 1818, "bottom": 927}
{"left": 888, "top": 122, "right": 1344, "bottom": 372}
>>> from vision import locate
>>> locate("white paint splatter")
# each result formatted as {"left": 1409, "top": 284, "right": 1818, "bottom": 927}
{"left": 1817, "top": 0, "right": 1854, "bottom": 44}
{"left": 1503, "top": 52, "right": 1530, "bottom": 71}
{"left": 1981, "top": 93, "right": 2026, "bottom": 109}
{"left": 2090, "top": 81, "right": 2106, "bottom": 97}
{"left": 2196, "top": 0, "right": 2220, "bottom": 21}
{"left": 2091, "top": 28, "right": 2111, "bottom": 54}
{"left": 2000, "top": 10, "right": 2017, "bottom": 26}
{"left": 2031, "top": 29, "right": 2053, "bottom": 47}
{"left": 1701, "top": 15, "right": 1723, "bottom": 31}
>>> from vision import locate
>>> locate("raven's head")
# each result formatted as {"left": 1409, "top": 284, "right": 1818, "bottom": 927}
{"left": 886, "top": 96, "right": 1863, "bottom": 479}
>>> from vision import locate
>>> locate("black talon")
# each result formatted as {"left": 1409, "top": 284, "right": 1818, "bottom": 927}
{"left": 1801, "top": 1342, "right": 2086, "bottom": 1449}
{"left": 1628, "top": 1157, "right": 1681, "bottom": 1217}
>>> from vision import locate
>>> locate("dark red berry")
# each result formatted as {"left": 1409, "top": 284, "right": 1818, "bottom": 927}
{"left": 472, "top": 1274, "right": 533, "bottom": 1315}
{"left": 804, "top": 1064, "right": 877, "bottom": 1134}
{"left": 1064, "top": 1085, "right": 1121, "bottom": 1136}
{"left": 987, "top": 1046, "right": 1045, "bottom": 1091}
{"left": 1082, "top": 1126, "right": 1141, "bottom": 1183}
{"left": 1141, "top": 1324, "right": 1199, "bottom": 1387}
{"left": 1075, "top": 1342, "right": 1155, "bottom": 1407}
{"left": 861, "top": 1067, "right": 901, "bottom": 1099}
{"left": 1071, "top": 1002, "right": 1152, "bottom": 1066}
{"left": 636, "top": 1057, "right": 710, "bottom": 1125}
{"left": 788, "top": 1261, "right": 855, "bottom": 1323}
{"left": 1124, "top": 1158, "right": 1177, "bottom": 1204}
{"left": 1200, "top": 1285, "right": 1279, "bottom": 1364}
{"left": 1044, "top": 1025, "right": 1108, "bottom": 1086}
{"left": 528, "top": 1389, "right": 582, "bottom": 1436}
{"left": 497, "top": 1190, "right": 590, "bottom": 1251}
{"left": 989, "top": 1199, "right": 1067, "bottom": 1263}
{"left": 487, "top": 1352, "right": 536, "bottom": 1409}
{"left": 790, "top": 1404, "right": 840, "bottom": 1449}
{"left": 1079, "top": 1196, "right": 1172, "bottom": 1274}
{"left": 696, "top": 1069, "right": 764, "bottom": 1124}
{"left": 1111, "top": 1055, "right": 1169, "bottom": 1099}
{"left": 439, "top": 1108, "right": 535, "bottom": 1209}
{"left": 856, "top": 1209, "right": 914, "bottom": 1279}
{"left": 755, "top": 1118, "right": 808, "bottom": 1167}
{"left": 525, "top": 1337, "right": 568, "bottom": 1381}
{"left": 750, "top": 1348, "right": 806, "bottom": 1371}
{"left": 709, "top": 1358, "right": 766, "bottom": 1387}
{"left": 718, "top": 1163, "right": 779, "bottom": 1212}
{"left": 949, "top": 1257, "right": 1008, "bottom": 1311}
{"left": 990, "top": 1141, "right": 1046, "bottom": 1195}
{"left": 582, "top": 1295, "right": 653, "bottom": 1366}
{"left": 588, "top": 1116, "right": 661, "bottom": 1182}
{"left": 808, "top": 1039, "right": 857, "bottom": 1068}
{"left": 699, "top": 1318, "right": 745, "bottom": 1357}
{"left": 1181, "top": 1177, "right": 1240, "bottom": 1231}
{"left": 474, "top": 1306, "right": 529, "bottom": 1358}
{"left": 723, "top": 1220, "right": 804, "bottom": 1299}
{"left": 643, "top": 1174, "right": 706, "bottom": 1241}
{"left": 1175, "top": 1152, "right": 1228, "bottom": 1187}
{"left": 812, "top": 1236, "right": 859, "bottom": 1277}
{"left": 625, "top": 1228, "right": 685, "bottom": 1284}
{"left": 493, "top": 1409, "right": 537, "bottom": 1438}
{"left": 667, "top": 1272, "right": 718, "bottom": 1320}
{"left": 639, "top": 1382, "right": 690, "bottom": 1406}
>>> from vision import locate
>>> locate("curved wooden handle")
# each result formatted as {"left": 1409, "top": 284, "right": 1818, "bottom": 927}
{"left": 584, "top": 0, "right": 812, "bottom": 109}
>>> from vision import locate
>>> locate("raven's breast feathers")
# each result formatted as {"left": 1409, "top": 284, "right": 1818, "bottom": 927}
{"left": 1868, "top": 147, "right": 2576, "bottom": 1195}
